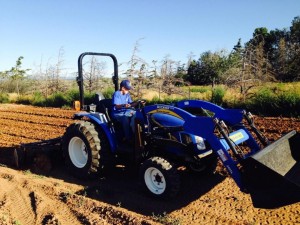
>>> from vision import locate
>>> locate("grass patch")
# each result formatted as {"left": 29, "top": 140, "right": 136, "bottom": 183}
{"left": 188, "top": 86, "right": 209, "bottom": 93}
{"left": 4, "top": 82, "right": 300, "bottom": 117}
{"left": 246, "top": 87, "right": 300, "bottom": 117}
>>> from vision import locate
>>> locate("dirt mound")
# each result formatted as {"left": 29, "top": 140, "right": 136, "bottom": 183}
{"left": 0, "top": 103, "right": 300, "bottom": 224}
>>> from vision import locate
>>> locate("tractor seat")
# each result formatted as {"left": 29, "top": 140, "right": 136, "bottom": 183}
{"left": 96, "top": 98, "right": 126, "bottom": 140}
{"left": 95, "top": 98, "right": 123, "bottom": 129}
{"left": 96, "top": 99, "right": 114, "bottom": 121}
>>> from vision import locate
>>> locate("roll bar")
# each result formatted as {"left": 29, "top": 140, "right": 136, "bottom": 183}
{"left": 77, "top": 52, "right": 119, "bottom": 109}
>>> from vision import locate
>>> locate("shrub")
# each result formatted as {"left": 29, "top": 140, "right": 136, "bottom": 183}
{"left": 66, "top": 89, "right": 80, "bottom": 102}
{"left": 249, "top": 88, "right": 277, "bottom": 116}
{"left": 84, "top": 92, "right": 97, "bottom": 105}
{"left": 149, "top": 96, "right": 162, "bottom": 104}
{"left": 0, "top": 93, "right": 9, "bottom": 103}
{"left": 15, "top": 95, "right": 32, "bottom": 105}
{"left": 102, "top": 87, "right": 115, "bottom": 99}
{"left": 45, "top": 92, "right": 69, "bottom": 107}
{"left": 247, "top": 88, "right": 300, "bottom": 117}
{"left": 31, "top": 92, "right": 46, "bottom": 106}
{"left": 276, "top": 92, "right": 300, "bottom": 117}
{"left": 211, "top": 86, "right": 226, "bottom": 106}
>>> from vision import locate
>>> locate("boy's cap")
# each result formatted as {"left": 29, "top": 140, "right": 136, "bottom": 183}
{"left": 120, "top": 80, "right": 132, "bottom": 90}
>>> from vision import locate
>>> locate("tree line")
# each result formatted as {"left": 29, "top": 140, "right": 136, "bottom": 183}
{"left": 1, "top": 16, "right": 299, "bottom": 99}
{"left": 186, "top": 16, "right": 300, "bottom": 86}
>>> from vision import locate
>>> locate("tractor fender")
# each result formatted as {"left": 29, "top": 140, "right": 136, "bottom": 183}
{"left": 73, "top": 113, "right": 117, "bottom": 152}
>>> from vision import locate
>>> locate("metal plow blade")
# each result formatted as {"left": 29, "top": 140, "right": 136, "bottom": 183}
{"left": 251, "top": 130, "right": 300, "bottom": 186}
{"left": 242, "top": 130, "right": 300, "bottom": 208}
{"left": 14, "top": 137, "right": 62, "bottom": 169}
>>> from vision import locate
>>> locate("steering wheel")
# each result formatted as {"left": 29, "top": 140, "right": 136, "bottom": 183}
{"left": 131, "top": 99, "right": 147, "bottom": 109}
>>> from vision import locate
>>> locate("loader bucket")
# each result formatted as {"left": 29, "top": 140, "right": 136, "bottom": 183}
{"left": 242, "top": 130, "right": 300, "bottom": 208}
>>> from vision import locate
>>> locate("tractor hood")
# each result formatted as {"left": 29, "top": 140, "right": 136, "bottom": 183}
{"left": 150, "top": 113, "right": 184, "bottom": 127}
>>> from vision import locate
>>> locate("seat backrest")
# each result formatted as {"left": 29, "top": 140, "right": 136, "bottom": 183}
{"left": 96, "top": 99, "right": 113, "bottom": 118}
{"left": 94, "top": 93, "right": 105, "bottom": 104}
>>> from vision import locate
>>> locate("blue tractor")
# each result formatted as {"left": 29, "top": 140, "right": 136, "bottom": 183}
{"left": 62, "top": 52, "right": 300, "bottom": 199}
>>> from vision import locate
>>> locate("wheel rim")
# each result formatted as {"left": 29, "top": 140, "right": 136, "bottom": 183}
{"left": 68, "top": 137, "right": 88, "bottom": 168}
{"left": 144, "top": 167, "right": 166, "bottom": 195}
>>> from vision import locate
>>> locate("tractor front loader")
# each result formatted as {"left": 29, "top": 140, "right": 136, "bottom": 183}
{"left": 14, "top": 52, "right": 300, "bottom": 203}
{"left": 136, "top": 100, "right": 300, "bottom": 198}
{"left": 175, "top": 100, "right": 300, "bottom": 193}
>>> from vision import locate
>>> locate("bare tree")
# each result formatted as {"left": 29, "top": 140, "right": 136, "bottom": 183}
{"left": 186, "top": 51, "right": 196, "bottom": 69}
{"left": 28, "top": 55, "right": 47, "bottom": 95}
{"left": 83, "top": 56, "right": 106, "bottom": 93}
{"left": 125, "top": 38, "right": 147, "bottom": 81}
{"left": 41, "top": 47, "right": 68, "bottom": 95}
{"left": 225, "top": 35, "right": 275, "bottom": 102}
{"left": 124, "top": 38, "right": 149, "bottom": 98}
{"left": 159, "top": 56, "right": 185, "bottom": 96}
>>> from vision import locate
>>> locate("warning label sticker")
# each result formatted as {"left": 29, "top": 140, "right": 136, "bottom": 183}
{"left": 217, "top": 149, "right": 228, "bottom": 162}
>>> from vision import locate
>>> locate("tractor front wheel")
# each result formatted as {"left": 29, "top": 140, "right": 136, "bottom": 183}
{"left": 139, "top": 157, "right": 180, "bottom": 199}
{"left": 63, "top": 121, "right": 101, "bottom": 179}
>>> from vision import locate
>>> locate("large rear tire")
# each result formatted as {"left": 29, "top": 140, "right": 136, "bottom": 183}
{"left": 63, "top": 121, "right": 101, "bottom": 179}
{"left": 139, "top": 157, "right": 180, "bottom": 199}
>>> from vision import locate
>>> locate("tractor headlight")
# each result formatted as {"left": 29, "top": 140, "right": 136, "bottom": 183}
{"left": 195, "top": 136, "right": 206, "bottom": 150}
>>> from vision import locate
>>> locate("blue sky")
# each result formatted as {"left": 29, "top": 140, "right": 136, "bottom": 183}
{"left": 1, "top": 0, "right": 299, "bottom": 75}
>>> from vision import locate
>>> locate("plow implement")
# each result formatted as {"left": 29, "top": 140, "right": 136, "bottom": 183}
{"left": 14, "top": 137, "right": 62, "bottom": 170}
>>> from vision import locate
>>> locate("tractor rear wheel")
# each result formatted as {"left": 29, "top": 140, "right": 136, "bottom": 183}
{"left": 139, "top": 157, "right": 180, "bottom": 199}
{"left": 63, "top": 121, "right": 101, "bottom": 179}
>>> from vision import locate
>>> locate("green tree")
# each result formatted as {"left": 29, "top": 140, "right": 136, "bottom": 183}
{"left": 268, "top": 28, "right": 289, "bottom": 80}
{"left": 278, "top": 38, "right": 288, "bottom": 77}
{"left": 187, "top": 50, "right": 231, "bottom": 86}
{"left": 290, "top": 16, "right": 300, "bottom": 43}
{"left": 174, "top": 63, "right": 187, "bottom": 84}
{"left": 3, "top": 56, "right": 30, "bottom": 95}
{"left": 246, "top": 17, "right": 300, "bottom": 82}
{"left": 221, "top": 39, "right": 244, "bottom": 86}
{"left": 288, "top": 16, "right": 300, "bottom": 80}
{"left": 244, "top": 29, "right": 275, "bottom": 82}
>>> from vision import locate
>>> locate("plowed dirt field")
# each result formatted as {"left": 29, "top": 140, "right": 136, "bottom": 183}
{"left": 0, "top": 103, "right": 300, "bottom": 225}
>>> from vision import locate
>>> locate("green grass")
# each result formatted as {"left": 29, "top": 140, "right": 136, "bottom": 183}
{"left": 4, "top": 82, "right": 300, "bottom": 117}
{"left": 187, "top": 86, "right": 209, "bottom": 93}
